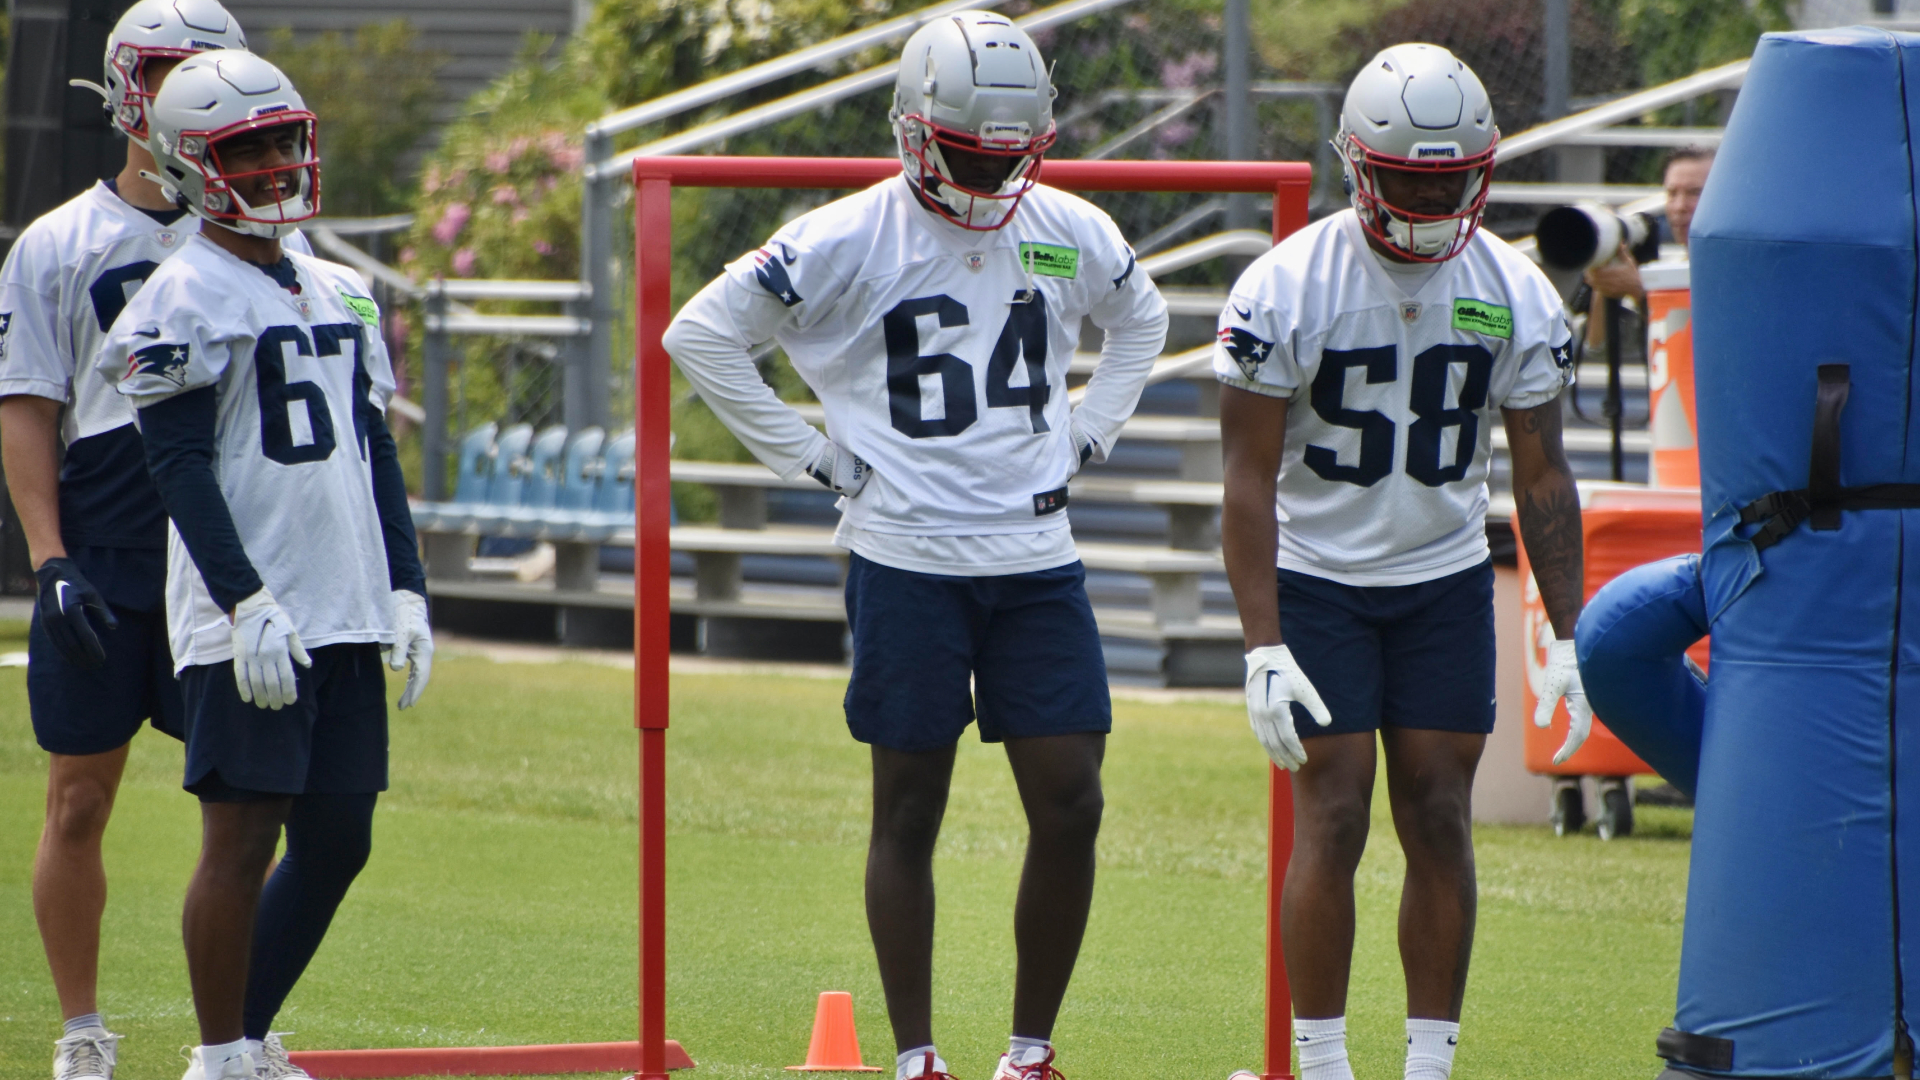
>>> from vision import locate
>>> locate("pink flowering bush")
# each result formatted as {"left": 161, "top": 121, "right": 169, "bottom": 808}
{"left": 401, "top": 39, "right": 605, "bottom": 288}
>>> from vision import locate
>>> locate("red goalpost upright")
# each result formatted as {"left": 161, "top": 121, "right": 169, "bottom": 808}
{"left": 632, "top": 156, "right": 1313, "bottom": 1080}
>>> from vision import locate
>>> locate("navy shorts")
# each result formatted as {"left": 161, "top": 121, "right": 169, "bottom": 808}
{"left": 28, "top": 602, "right": 185, "bottom": 756}
{"left": 843, "top": 554, "right": 1111, "bottom": 753}
{"left": 179, "top": 642, "right": 389, "bottom": 801}
{"left": 1277, "top": 559, "right": 1497, "bottom": 737}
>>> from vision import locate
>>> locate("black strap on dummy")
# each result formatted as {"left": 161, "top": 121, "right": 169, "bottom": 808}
{"left": 1736, "top": 364, "right": 1920, "bottom": 550}
{"left": 1807, "top": 364, "right": 1850, "bottom": 530}
{"left": 1656, "top": 1027, "right": 1735, "bottom": 1073}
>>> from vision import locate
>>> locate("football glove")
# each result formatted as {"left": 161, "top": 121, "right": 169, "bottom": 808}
{"left": 385, "top": 588, "right": 434, "bottom": 710}
{"left": 1534, "top": 638, "right": 1594, "bottom": 765}
{"left": 805, "top": 439, "right": 873, "bottom": 497}
{"left": 230, "top": 588, "right": 310, "bottom": 711}
{"left": 1245, "top": 644, "right": 1334, "bottom": 771}
{"left": 34, "top": 557, "right": 117, "bottom": 668}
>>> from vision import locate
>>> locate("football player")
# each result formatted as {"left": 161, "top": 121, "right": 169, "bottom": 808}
{"left": 1214, "top": 45, "right": 1591, "bottom": 1080}
{"left": 94, "top": 51, "right": 431, "bottom": 1080}
{"left": 0, "top": 5, "right": 327, "bottom": 1078}
{"left": 663, "top": 14, "right": 1168, "bottom": 1080}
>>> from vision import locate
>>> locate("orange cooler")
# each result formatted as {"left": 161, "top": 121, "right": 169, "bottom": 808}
{"left": 1643, "top": 260, "right": 1698, "bottom": 488}
{"left": 1515, "top": 484, "right": 1708, "bottom": 775}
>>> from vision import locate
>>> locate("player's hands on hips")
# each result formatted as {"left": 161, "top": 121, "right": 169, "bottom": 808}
{"left": 230, "top": 587, "right": 310, "bottom": 711}
{"left": 385, "top": 588, "right": 434, "bottom": 709}
{"left": 1244, "top": 643, "right": 1334, "bottom": 771}
{"left": 1534, "top": 638, "right": 1593, "bottom": 765}
{"left": 34, "top": 557, "right": 118, "bottom": 668}
{"left": 805, "top": 439, "right": 872, "bottom": 497}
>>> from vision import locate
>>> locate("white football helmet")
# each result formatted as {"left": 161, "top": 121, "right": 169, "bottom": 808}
{"left": 1336, "top": 43, "right": 1498, "bottom": 262}
{"left": 72, "top": 0, "right": 248, "bottom": 150}
{"left": 890, "top": 11, "right": 1057, "bottom": 231}
{"left": 145, "top": 50, "right": 319, "bottom": 239}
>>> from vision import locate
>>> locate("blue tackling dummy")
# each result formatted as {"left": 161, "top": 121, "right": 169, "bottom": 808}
{"left": 1575, "top": 26, "right": 1920, "bottom": 1079}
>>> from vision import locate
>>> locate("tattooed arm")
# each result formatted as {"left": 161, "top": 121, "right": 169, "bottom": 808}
{"left": 1502, "top": 399, "right": 1584, "bottom": 638}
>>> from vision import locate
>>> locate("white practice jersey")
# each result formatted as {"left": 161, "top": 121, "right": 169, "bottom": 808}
{"left": 0, "top": 180, "right": 310, "bottom": 548}
{"left": 665, "top": 175, "right": 1168, "bottom": 574}
{"left": 1215, "top": 210, "right": 1573, "bottom": 586}
{"left": 97, "top": 235, "right": 395, "bottom": 670}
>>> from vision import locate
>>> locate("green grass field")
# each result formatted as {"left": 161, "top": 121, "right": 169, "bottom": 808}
{"left": 0, "top": 619, "right": 1692, "bottom": 1080}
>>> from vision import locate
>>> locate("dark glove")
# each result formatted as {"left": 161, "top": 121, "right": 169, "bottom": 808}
{"left": 35, "top": 557, "right": 118, "bottom": 669}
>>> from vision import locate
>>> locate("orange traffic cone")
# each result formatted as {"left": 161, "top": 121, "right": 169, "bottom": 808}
{"left": 786, "top": 991, "right": 881, "bottom": 1072}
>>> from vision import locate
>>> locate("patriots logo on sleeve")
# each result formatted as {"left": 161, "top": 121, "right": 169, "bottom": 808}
{"left": 1219, "top": 324, "right": 1276, "bottom": 382}
{"left": 752, "top": 242, "right": 803, "bottom": 307}
{"left": 0, "top": 312, "right": 11, "bottom": 360}
{"left": 127, "top": 341, "right": 191, "bottom": 388}
{"left": 1551, "top": 314, "right": 1575, "bottom": 378}
{"left": 1111, "top": 248, "right": 1137, "bottom": 291}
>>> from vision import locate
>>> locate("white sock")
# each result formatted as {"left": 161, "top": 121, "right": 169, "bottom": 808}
{"left": 1294, "top": 1016, "right": 1355, "bottom": 1080}
{"left": 244, "top": 1038, "right": 264, "bottom": 1061}
{"left": 897, "top": 1047, "right": 946, "bottom": 1080}
{"left": 199, "top": 1038, "right": 251, "bottom": 1077}
{"left": 63, "top": 1013, "right": 105, "bottom": 1036}
{"left": 1007, "top": 1036, "right": 1051, "bottom": 1067}
{"left": 1405, "top": 1019, "right": 1460, "bottom": 1080}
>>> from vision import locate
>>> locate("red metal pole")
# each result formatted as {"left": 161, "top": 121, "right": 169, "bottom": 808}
{"left": 1258, "top": 184, "right": 1307, "bottom": 1080}
{"left": 634, "top": 175, "right": 674, "bottom": 1080}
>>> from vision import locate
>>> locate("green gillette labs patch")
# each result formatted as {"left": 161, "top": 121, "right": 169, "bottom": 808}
{"left": 1451, "top": 298, "right": 1512, "bottom": 338}
{"left": 339, "top": 291, "right": 380, "bottom": 328}
{"left": 1018, "top": 242, "right": 1079, "bottom": 278}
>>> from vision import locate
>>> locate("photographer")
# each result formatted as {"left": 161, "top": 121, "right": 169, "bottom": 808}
{"left": 1584, "top": 146, "right": 1715, "bottom": 347}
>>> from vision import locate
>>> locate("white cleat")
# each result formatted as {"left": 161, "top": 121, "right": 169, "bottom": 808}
{"left": 179, "top": 1046, "right": 254, "bottom": 1080}
{"left": 53, "top": 1029, "right": 120, "bottom": 1080}
{"left": 254, "top": 1034, "right": 312, "bottom": 1080}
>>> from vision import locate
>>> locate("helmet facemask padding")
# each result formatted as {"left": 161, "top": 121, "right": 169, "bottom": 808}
{"left": 182, "top": 116, "right": 321, "bottom": 239}
{"left": 896, "top": 111, "right": 1055, "bottom": 231}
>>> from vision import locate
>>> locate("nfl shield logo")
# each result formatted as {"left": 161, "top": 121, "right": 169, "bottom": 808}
{"left": 296, "top": 298, "right": 313, "bottom": 321}
{"left": 155, "top": 230, "right": 177, "bottom": 247}
{"left": 964, "top": 251, "right": 986, "bottom": 272}
{"left": 1400, "top": 301, "right": 1422, "bottom": 324}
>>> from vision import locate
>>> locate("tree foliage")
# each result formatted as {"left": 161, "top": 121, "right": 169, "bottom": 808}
{"left": 261, "top": 22, "right": 444, "bottom": 217}
{"left": 1612, "top": 0, "right": 1793, "bottom": 87}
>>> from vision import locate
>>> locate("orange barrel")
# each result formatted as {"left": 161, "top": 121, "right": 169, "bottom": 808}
{"left": 1642, "top": 260, "right": 1698, "bottom": 488}
{"left": 1516, "top": 484, "right": 1709, "bottom": 775}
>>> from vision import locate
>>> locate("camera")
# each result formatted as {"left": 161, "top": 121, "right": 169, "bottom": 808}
{"left": 1535, "top": 203, "right": 1662, "bottom": 271}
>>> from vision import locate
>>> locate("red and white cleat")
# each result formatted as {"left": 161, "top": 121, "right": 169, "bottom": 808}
{"left": 990, "top": 1048, "right": 1065, "bottom": 1080}
{"left": 905, "top": 1051, "right": 959, "bottom": 1080}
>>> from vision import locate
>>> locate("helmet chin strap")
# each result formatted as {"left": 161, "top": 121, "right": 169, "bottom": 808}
{"left": 225, "top": 181, "right": 312, "bottom": 240}
{"left": 1383, "top": 212, "right": 1462, "bottom": 257}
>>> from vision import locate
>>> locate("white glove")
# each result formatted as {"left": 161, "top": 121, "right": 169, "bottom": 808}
{"left": 1534, "top": 638, "right": 1594, "bottom": 765}
{"left": 384, "top": 588, "right": 434, "bottom": 710}
{"left": 230, "top": 588, "right": 311, "bottom": 711}
{"left": 1245, "top": 644, "right": 1334, "bottom": 771}
{"left": 805, "top": 438, "right": 872, "bottom": 497}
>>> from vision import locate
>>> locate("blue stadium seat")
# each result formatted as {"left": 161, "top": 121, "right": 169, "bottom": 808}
{"left": 556, "top": 427, "right": 606, "bottom": 511}
{"left": 571, "top": 428, "right": 635, "bottom": 542}
{"left": 505, "top": 425, "right": 572, "bottom": 536}
{"left": 471, "top": 423, "right": 535, "bottom": 533}
{"left": 411, "top": 422, "right": 497, "bottom": 532}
